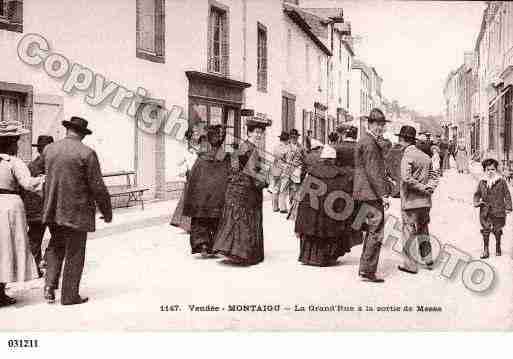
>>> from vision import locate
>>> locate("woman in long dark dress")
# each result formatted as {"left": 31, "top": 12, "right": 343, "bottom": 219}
{"left": 183, "top": 126, "right": 230, "bottom": 257}
{"left": 213, "top": 120, "right": 269, "bottom": 266}
{"left": 295, "top": 144, "right": 356, "bottom": 266}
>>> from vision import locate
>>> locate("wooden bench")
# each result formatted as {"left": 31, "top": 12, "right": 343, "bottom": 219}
{"left": 102, "top": 171, "right": 149, "bottom": 210}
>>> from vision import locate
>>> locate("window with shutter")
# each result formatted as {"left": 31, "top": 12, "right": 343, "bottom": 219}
{"left": 208, "top": 5, "right": 229, "bottom": 76}
{"left": 0, "top": 0, "right": 23, "bottom": 33}
{"left": 257, "top": 23, "right": 268, "bottom": 92}
{"left": 136, "top": 0, "right": 165, "bottom": 63}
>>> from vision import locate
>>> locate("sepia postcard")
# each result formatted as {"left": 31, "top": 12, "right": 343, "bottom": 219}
{"left": 0, "top": 0, "right": 512, "bottom": 337}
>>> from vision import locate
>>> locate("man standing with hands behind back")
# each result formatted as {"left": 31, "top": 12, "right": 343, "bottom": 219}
{"left": 353, "top": 108, "right": 391, "bottom": 283}
{"left": 41, "top": 117, "right": 112, "bottom": 305}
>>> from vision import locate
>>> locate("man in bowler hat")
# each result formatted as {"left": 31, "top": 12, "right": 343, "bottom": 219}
{"left": 24, "top": 135, "right": 54, "bottom": 277}
{"left": 41, "top": 117, "right": 112, "bottom": 305}
{"left": 353, "top": 108, "right": 392, "bottom": 283}
{"left": 396, "top": 126, "right": 436, "bottom": 274}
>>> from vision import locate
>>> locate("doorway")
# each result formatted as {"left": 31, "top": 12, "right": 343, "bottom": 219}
{"left": 189, "top": 98, "right": 241, "bottom": 152}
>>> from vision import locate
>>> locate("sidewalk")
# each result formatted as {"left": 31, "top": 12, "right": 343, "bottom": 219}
{"left": 91, "top": 199, "right": 178, "bottom": 239}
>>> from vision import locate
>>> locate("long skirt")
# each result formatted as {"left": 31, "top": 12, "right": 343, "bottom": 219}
{"left": 456, "top": 152, "right": 468, "bottom": 172}
{"left": 299, "top": 235, "right": 352, "bottom": 266}
{"left": 0, "top": 194, "right": 39, "bottom": 283}
{"left": 442, "top": 154, "right": 450, "bottom": 170}
{"left": 170, "top": 182, "right": 191, "bottom": 232}
{"left": 213, "top": 197, "right": 264, "bottom": 265}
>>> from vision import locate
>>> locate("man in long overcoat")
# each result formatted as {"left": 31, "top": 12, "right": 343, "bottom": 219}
{"left": 41, "top": 117, "right": 112, "bottom": 305}
{"left": 353, "top": 108, "right": 391, "bottom": 283}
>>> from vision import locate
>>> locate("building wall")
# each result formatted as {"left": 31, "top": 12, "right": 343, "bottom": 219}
{"left": 281, "top": 13, "right": 329, "bottom": 143}
{"left": 349, "top": 68, "right": 362, "bottom": 118}
{"left": 239, "top": 0, "right": 283, "bottom": 150}
{"left": 0, "top": 0, "right": 284, "bottom": 197}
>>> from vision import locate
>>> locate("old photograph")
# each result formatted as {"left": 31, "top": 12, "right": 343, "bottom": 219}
{"left": 0, "top": 0, "right": 512, "bottom": 332}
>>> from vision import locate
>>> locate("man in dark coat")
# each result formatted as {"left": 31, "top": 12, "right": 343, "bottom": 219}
{"left": 24, "top": 135, "right": 54, "bottom": 277}
{"left": 439, "top": 136, "right": 449, "bottom": 176}
{"left": 41, "top": 117, "right": 112, "bottom": 305}
{"left": 334, "top": 127, "right": 362, "bottom": 248}
{"left": 353, "top": 108, "right": 391, "bottom": 283}
{"left": 384, "top": 140, "right": 406, "bottom": 199}
{"left": 183, "top": 125, "right": 230, "bottom": 258}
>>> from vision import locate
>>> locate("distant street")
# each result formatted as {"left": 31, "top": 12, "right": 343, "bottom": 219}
{"left": 2, "top": 166, "right": 512, "bottom": 331}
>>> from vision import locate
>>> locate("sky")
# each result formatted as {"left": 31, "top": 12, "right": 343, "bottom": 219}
{"left": 301, "top": 0, "right": 486, "bottom": 116}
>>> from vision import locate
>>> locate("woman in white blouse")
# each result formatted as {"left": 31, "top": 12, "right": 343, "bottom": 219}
{"left": 0, "top": 121, "right": 44, "bottom": 307}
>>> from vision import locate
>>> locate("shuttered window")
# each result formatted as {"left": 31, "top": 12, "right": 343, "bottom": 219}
{"left": 257, "top": 23, "right": 268, "bottom": 92}
{"left": 136, "top": 0, "right": 165, "bottom": 63}
{"left": 208, "top": 6, "right": 229, "bottom": 76}
{"left": 281, "top": 93, "right": 295, "bottom": 132}
{"left": 0, "top": 0, "right": 23, "bottom": 33}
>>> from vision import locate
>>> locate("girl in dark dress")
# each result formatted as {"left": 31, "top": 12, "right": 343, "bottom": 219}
{"left": 213, "top": 120, "right": 269, "bottom": 266}
{"left": 295, "top": 144, "right": 357, "bottom": 266}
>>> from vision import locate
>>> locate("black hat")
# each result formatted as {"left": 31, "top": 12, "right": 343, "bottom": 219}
{"left": 62, "top": 116, "right": 92, "bottom": 135}
{"left": 366, "top": 108, "right": 390, "bottom": 123}
{"left": 328, "top": 132, "right": 339, "bottom": 143}
{"left": 279, "top": 131, "right": 290, "bottom": 141}
{"left": 395, "top": 125, "right": 417, "bottom": 141}
{"left": 289, "top": 129, "right": 300, "bottom": 138}
{"left": 32, "top": 135, "right": 54, "bottom": 147}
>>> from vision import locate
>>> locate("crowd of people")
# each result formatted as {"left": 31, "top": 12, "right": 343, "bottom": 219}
{"left": 170, "top": 108, "right": 438, "bottom": 282}
{"left": 171, "top": 107, "right": 512, "bottom": 284}
{"left": 0, "top": 118, "right": 112, "bottom": 307}
{"left": 0, "top": 107, "right": 509, "bottom": 308}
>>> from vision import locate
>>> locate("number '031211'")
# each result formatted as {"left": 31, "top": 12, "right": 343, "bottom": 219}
{"left": 7, "top": 339, "right": 39, "bottom": 348}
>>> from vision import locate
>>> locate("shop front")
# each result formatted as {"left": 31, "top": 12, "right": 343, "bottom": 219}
{"left": 186, "top": 71, "right": 251, "bottom": 152}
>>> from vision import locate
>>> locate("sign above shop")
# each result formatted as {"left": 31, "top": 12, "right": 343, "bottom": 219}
{"left": 241, "top": 109, "right": 255, "bottom": 117}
